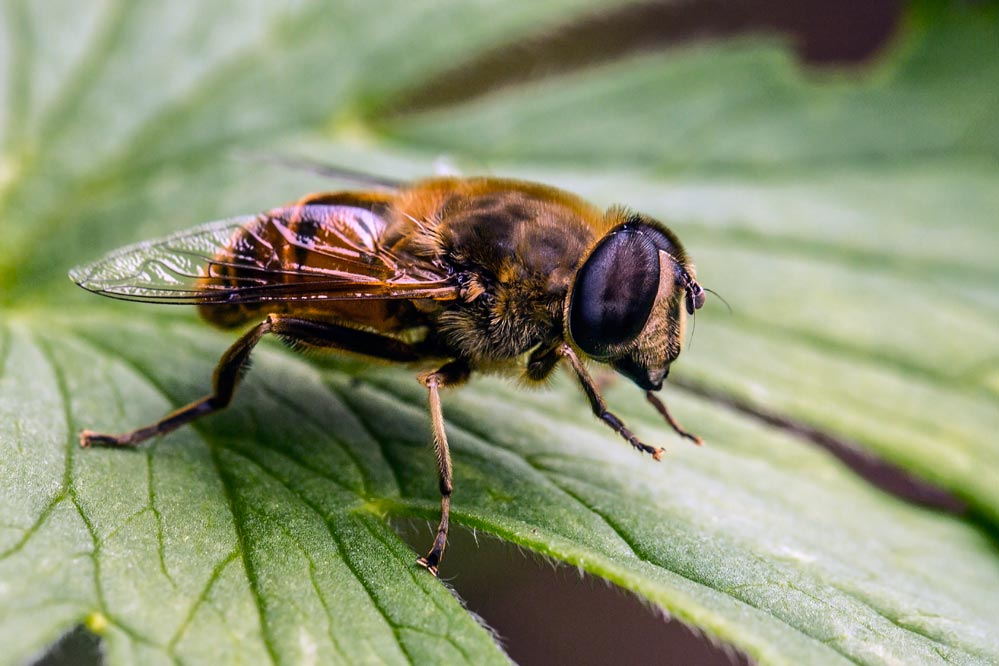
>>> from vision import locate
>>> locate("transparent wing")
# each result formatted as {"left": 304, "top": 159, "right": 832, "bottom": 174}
{"left": 70, "top": 204, "right": 458, "bottom": 305}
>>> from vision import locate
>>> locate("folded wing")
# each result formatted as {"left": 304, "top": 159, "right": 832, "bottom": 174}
{"left": 70, "top": 204, "right": 458, "bottom": 306}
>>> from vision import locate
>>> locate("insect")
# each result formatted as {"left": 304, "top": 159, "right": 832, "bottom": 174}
{"left": 71, "top": 172, "right": 707, "bottom": 576}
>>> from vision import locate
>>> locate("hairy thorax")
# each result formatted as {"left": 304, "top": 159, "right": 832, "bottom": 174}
{"left": 391, "top": 182, "right": 600, "bottom": 365}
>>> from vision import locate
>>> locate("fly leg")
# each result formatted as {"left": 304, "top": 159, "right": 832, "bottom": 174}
{"left": 558, "top": 343, "right": 664, "bottom": 460}
{"left": 645, "top": 391, "right": 703, "bottom": 445}
{"left": 80, "top": 315, "right": 420, "bottom": 448}
{"left": 80, "top": 316, "right": 273, "bottom": 447}
{"left": 525, "top": 342, "right": 561, "bottom": 382}
{"left": 416, "top": 359, "right": 471, "bottom": 576}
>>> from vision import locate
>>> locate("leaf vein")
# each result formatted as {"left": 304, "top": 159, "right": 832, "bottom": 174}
{"left": 219, "top": 445, "right": 415, "bottom": 666}
{"left": 165, "top": 548, "right": 239, "bottom": 653}
{"left": 325, "top": 378, "right": 404, "bottom": 497}
{"left": 256, "top": 374, "right": 373, "bottom": 496}
{"left": 208, "top": 445, "right": 280, "bottom": 666}
{"left": 244, "top": 505, "right": 348, "bottom": 664}
{"left": 146, "top": 441, "right": 177, "bottom": 587}
{"left": 37, "top": 330, "right": 168, "bottom": 650}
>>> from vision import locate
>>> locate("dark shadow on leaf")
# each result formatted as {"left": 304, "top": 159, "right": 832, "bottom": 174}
{"left": 31, "top": 625, "right": 104, "bottom": 666}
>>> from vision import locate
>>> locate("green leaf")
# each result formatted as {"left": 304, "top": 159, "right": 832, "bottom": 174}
{"left": 2, "top": 2, "right": 998, "bottom": 666}
{"left": 384, "top": 4, "right": 999, "bottom": 521}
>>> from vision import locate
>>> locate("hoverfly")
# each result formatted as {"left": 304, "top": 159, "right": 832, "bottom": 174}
{"left": 71, "top": 173, "right": 707, "bottom": 576}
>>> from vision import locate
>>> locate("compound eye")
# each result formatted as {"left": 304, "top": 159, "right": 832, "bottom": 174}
{"left": 569, "top": 230, "right": 660, "bottom": 358}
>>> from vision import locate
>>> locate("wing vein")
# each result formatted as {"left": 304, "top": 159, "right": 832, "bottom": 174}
{"left": 70, "top": 204, "right": 459, "bottom": 308}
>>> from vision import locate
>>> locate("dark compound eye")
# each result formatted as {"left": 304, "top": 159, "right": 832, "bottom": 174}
{"left": 569, "top": 229, "right": 660, "bottom": 358}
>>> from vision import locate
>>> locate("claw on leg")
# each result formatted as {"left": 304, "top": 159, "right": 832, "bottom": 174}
{"left": 79, "top": 427, "right": 156, "bottom": 448}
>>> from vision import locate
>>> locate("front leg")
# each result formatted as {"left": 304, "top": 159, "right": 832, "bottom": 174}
{"left": 525, "top": 342, "right": 561, "bottom": 382}
{"left": 416, "top": 359, "right": 471, "bottom": 576}
{"left": 646, "top": 391, "right": 703, "bottom": 445}
{"left": 557, "top": 344, "right": 664, "bottom": 461}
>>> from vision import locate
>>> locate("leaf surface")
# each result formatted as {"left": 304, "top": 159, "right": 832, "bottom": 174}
{"left": 1, "top": 2, "right": 998, "bottom": 665}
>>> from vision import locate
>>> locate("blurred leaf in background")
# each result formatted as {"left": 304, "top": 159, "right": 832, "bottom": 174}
{"left": 1, "top": 1, "right": 997, "bottom": 665}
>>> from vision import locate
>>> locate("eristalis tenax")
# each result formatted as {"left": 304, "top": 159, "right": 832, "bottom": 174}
{"left": 71, "top": 170, "right": 708, "bottom": 576}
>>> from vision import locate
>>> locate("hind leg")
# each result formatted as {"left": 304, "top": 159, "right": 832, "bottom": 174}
{"left": 80, "top": 315, "right": 419, "bottom": 447}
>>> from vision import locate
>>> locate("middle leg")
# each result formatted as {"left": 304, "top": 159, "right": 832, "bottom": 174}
{"left": 646, "top": 391, "right": 703, "bottom": 445}
{"left": 415, "top": 359, "right": 471, "bottom": 576}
